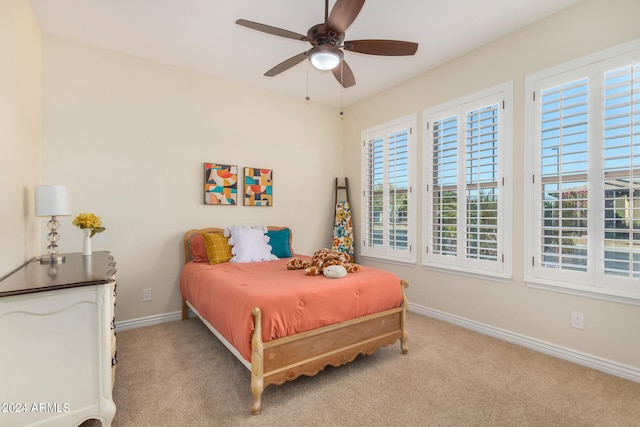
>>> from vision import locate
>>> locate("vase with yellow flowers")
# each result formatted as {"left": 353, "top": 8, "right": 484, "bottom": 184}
{"left": 72, "top": 213, "right": 106, "bottom": 256}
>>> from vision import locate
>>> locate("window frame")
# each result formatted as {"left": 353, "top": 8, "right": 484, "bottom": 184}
{"left": 524, "top": 39, "right": 640, "bottom": 306}
{"left": 422, "top": 82, "right": 513, "bottom": 281}
{"left": 360, "top": 114, "right": 417, "bottom": 265}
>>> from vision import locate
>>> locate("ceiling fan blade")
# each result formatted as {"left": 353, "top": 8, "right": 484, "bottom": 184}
{"left": 332, "top": 60, "right": 356, "bottom": 88}
{"left": 327, "top": 0, "right": 365, "bottom": 34}
{"left": 236, "top": 19, "right": 310, "bottom": 42}
{"left": 264, "top": 52, "right": 308, "bottom": 77}
{"left": 343, "top": 39, "right": 419, "bottom": 56}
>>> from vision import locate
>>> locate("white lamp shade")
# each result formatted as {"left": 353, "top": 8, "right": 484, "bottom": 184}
{"left": 309, "top": 46, "right": 343, "bottom": 71}
{"left": 35, "top": 185, "right": 72, "bottom": 217}
{"left": 310, "top": 51, "right": 341, "bottom": 70}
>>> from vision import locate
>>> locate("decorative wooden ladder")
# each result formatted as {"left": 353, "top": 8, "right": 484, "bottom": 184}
{"left": 333, "top": 178, "right": 355, "bottom": 262}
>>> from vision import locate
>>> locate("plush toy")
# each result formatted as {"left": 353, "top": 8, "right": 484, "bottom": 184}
{"left": 287, "top": 248, "right": 360, "bottom": 277}
{"left": 322, "top": 264, "right": 347, "bottom": 279}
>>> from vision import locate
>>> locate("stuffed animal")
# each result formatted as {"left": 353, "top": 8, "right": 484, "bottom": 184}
{"left": 323, "top": 264, "right": 347, "bottom": 279}
{"left": 287, "top": 248, "right": 360, "bottom": 277}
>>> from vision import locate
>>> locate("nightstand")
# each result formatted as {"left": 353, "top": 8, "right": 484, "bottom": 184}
{"left": 0, "top": 251, "right": 117, "bottom": 427}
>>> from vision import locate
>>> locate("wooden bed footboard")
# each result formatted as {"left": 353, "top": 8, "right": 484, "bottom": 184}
{"left": 249, "top": 279, "right": 409, "bottom": 415}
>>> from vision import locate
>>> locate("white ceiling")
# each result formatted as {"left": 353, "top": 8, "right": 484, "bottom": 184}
{"left": 31, "top": 0, "right": 582, "bottom": 108}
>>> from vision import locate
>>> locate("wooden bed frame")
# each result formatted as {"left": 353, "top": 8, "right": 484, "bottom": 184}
{"left": 181, "top": 228, "right": 409, "bottom": 415}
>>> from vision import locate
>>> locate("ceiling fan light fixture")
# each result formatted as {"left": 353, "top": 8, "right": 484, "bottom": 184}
{"left": 309, "top": 46, "right": 343, "bottom": 71}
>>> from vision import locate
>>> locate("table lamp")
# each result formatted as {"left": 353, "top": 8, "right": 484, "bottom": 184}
{"left": 35, "top": 184, "right": 72, "bottom": 264}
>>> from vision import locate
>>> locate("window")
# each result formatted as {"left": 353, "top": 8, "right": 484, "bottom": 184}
{"left": 361, "top": 115, "right": 416, "bottom": 264}
{"left": 525, "top": 40, "right": 640, "bottom": 304}
{"left": 423, "top": 83, "right": 513, "bottom": 280}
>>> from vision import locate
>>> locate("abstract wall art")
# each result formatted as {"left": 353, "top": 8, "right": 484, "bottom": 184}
{"left": 204, "top": 163, "right": 238, "bottom": 205}
{"left": 244, "top": 167, "right": 273, "bottom": 206}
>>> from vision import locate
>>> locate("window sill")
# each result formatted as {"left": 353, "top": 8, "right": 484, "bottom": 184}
{"left": 422, "top": 263, "right": 512, "bottom": 283}
{"left": 358, "top": 254, "right": 416, "bottom": 268}
{"left": 524, "top": 277, "right": 640, "bottom": 307}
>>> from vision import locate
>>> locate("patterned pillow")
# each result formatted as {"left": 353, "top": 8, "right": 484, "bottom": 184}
{"left": 201, "top": 232, "right": 232, "bottom": 265}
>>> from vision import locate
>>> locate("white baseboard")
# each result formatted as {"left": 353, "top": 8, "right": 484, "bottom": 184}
{"left": 115, "top": 311, "right": 184, "bottom": 332}
{"left": 409, "top": 303, "right": 640, "bottom": 384}
{"left": 115, "top": 304, "right": 639, "bottom": 383}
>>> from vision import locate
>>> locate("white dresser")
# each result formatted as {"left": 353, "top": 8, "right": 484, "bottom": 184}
{"left": 0, "top": 251, "right": 117, "bottom": 427}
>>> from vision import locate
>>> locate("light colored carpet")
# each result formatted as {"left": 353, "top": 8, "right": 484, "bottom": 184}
{"left": 102, "top": 312, "right": 639, "bottom": 426}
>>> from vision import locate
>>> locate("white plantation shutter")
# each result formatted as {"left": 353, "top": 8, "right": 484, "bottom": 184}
{"left": 364, "top": 136, "right": 384, "bottom": 248}
{"left": 388, "top": 130, "right": 410, "bottom": 250}
{"left": 431, "top": 115, "right": 458, "bottom": 256}
{"left": 424, "top": 85, "right": 511, "bottom": 277}
{"left": 538, "top": 77, "right": 590, "bottom": 277}
{"left": 526, "top": 43, "right": 640, "bottom": 302}
{"left": 603, "top": 62, "right": 640, "bottom": 280}
{"left": 466, "top": 104, "right": 500, "bottom": 262}
{"left": 361, "top": 116, "right": 416, "bottom": 263}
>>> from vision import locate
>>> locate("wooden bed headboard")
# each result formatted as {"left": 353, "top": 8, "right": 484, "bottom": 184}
{"left": 183, "top": 228, "right": 224, "bottom": 264}
{"left": 183, "top": 227, "right": 293, "bottom": 265}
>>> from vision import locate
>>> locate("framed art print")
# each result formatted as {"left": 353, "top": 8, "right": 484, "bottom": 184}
{"left": 244, "top": 167, "right": 272, "bottom": 206}
{"left": 204, "top": 163, "right": 237, "bottom": 205}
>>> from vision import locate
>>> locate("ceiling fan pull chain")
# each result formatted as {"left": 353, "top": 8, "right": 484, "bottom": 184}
{"left": 340, "top": 64, "right": 344, "bottom": 116}
{"left": 306, "top": 62, "right": 311, "bottom": 102}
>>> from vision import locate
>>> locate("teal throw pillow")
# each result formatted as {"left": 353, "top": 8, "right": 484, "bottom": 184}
{"left": 266, "top": 228, "right": 292, "bottom": 258}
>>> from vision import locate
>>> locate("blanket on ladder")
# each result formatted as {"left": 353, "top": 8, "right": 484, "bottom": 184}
{"left": 332, "top": 201, "right": 355, "bottom": 262}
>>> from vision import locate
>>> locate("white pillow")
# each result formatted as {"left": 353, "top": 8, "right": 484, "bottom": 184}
{"left": 224, "top": 225, "right": 278, "bottom": 263}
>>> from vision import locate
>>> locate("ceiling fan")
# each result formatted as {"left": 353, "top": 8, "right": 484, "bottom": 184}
{"left": 236, "top": 0, "right": 418, "bottom": 88}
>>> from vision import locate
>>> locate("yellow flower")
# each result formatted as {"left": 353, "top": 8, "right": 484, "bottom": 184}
{"left": 72, "top": 213, "right": 106, "bottom": 237}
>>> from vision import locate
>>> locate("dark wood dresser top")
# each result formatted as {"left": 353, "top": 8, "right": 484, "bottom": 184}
{"left": 0, "top": 251, "right": 116, "bottom": 297}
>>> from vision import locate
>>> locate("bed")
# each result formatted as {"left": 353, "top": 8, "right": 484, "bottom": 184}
{"left": 180, "top": 226, "right": 409, "bottom": 415}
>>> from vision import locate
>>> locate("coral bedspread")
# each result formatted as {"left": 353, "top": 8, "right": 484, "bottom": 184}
{"left": 179, "top": 257, "right": 403, "bottom": 362}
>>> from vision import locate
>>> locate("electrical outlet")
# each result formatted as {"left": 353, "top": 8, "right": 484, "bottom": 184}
{"left": 571, "top": 311, "right": 584, "bottom": 329}
{"left": 143, "top": 288, "right": 152, "bottom": 302}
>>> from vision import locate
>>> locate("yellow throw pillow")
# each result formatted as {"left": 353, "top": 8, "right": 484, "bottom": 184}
{"left": 201, "top": 232, "right": 232, "bottom": 265}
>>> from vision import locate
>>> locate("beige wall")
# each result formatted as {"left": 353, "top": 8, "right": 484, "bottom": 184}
{"left": 0, "top": 1, "right": 41, "bottom": 277}
{"left": 344, "top": 0, "right": 640, "bottom": 369}
{"left": 41, "top": 36, "right": 343, "bottom": 321}
{"left": 8, "top": 0, "right": 637, "bottom": 376}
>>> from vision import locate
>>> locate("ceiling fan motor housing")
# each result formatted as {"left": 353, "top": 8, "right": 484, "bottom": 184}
{"left": 307, "top": 23, "right": 345, "bottom": 47}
